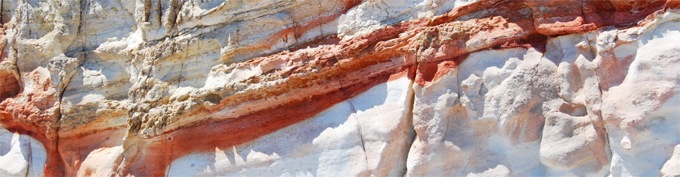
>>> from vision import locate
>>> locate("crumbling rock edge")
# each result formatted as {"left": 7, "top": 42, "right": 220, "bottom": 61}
{"left": 0, "top": 0, "right": 679, "bottom": 176}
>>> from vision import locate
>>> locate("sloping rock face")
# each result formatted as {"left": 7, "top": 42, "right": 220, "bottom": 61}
{"left": 0, "top": 0, "right": 680, "bottom": 176}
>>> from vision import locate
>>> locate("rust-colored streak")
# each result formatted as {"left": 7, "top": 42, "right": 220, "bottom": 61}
{"left": 124, "top": 67, "right": 402, "bottom": 177}
{"left": 0, "top": 0, "right": 676, "bottom": 176}
{"left": 116, "top": 0, "right": 676, "bottom": 175}
{"left": 0, "top": 70, "right": 63, "bottom": 176}
{"left": 222, "top": 0, "right": 362, "bottom": 62}
{"left": 0, "top": 112, "right": 64, "bottom": 177}
{"left": 58, "top": 126, "right": 126, "bottom": 176}
{"left": 0, "top": 71, "right": 20, "bottom": 102}
{"left": 667, "top": 0, "right": 680, "bottom": 10}
{"left": 528, "top": 0, "right": 666, "bottom": 35}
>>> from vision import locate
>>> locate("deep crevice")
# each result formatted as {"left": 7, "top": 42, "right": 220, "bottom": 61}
{"left": 24, "top": 136, "right": 31, "bottom": 177}
{"left": 339, "top": 78, "right": 371, "bottom": 175}
{"left": 400, "top": 65, "right": 418, "bottom": 177}
{"left": 594, "top": 66, "right": 614, "bottom": 172}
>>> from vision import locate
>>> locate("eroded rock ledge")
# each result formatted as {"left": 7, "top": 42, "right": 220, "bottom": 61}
{"left": 0, "top": 0, "right": 680, "bottom": 176}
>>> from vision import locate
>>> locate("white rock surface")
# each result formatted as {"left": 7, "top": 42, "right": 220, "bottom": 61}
{"left": 0, "top": 0, "right": 679, "bottom": 176}
{"left": 407, "top": 12, "right": 680, "bottom": 176}
{"left": 0, "top": 128, "right": 46, "bottom": 177}
{"left": 338, "top": 0, "right": 477, "bottom": 39}
{"left": 602, "top": 13, "right": 680, "bottom": 177}
{"left": 168, "top": 77, "right": 414, "bottom": 176}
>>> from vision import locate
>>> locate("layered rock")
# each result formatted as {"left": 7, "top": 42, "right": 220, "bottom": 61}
{"left": 0, "top": 0, "right": 679, "bottom": 176}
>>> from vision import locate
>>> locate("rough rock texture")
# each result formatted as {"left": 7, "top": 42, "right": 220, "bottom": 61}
{"left": 0, "top": 0, "right": 679, "bottom": 176}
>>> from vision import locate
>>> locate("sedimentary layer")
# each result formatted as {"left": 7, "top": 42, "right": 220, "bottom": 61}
{"left": 0, "top": 0, "right": 679, "bottom": 176}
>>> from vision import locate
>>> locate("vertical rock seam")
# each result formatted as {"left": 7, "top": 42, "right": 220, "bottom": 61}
{"left": 0, "top": 0, "right": 679, "bottom": 176}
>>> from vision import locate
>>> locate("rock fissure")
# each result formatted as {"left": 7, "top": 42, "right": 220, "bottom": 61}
{"left": 0, "top": 0, "right": 679, "bottom": 176}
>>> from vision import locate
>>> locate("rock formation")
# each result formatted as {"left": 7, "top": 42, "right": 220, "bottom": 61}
{"left": 0, "top": 0, "right": 679, "bottom": 176}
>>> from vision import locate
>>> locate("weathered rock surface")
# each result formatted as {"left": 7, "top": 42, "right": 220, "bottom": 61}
{"left": 0, "top": 0, "right": 679, "bottom": 176}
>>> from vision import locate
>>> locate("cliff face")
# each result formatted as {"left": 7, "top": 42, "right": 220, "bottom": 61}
{"left": 0, "top": 0, "right": 680, "bottom": 176}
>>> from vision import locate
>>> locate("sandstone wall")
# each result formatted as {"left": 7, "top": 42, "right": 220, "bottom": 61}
{"left": 0, "top": 0, "right": 679, "bottom": 176}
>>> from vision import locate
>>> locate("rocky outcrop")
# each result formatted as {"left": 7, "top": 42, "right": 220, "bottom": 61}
{"left": 0, "top": 0, "right": 679, "bottom": 176}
